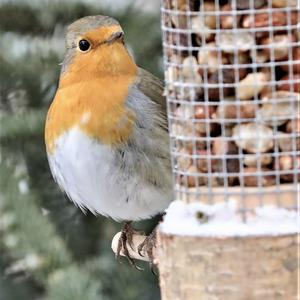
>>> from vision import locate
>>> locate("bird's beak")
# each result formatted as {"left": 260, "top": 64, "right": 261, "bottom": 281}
{"left": 106, "top": 31, "right": 124, "bottom": 44}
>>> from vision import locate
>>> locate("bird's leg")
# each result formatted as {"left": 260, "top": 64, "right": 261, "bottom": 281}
{"left": 116, "top": 221, "right": 144, "bottom": 270}
{"left": 137, "top": 227, "right": 157, "bottom": 271}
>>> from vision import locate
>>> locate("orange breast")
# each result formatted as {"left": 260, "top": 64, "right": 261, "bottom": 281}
{"left": 45, "top": 40, "right": 138, "bottom": 154}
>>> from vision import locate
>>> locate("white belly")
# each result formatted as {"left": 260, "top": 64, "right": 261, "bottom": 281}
{"left": 48, "top": 127, "right": 172, "bottom": 221}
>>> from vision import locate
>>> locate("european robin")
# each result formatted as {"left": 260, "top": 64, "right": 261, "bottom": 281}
{"left": 45, "top": 15, "right": 172, "bottom": 265}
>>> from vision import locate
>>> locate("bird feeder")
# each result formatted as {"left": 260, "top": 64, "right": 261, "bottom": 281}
{"left": 156, "top": 0, "right": 299, "bottom": 299}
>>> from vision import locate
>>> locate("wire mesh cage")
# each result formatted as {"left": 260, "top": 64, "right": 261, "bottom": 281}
{"left": 161, "top": 0, "right": 299, "bottom": 218}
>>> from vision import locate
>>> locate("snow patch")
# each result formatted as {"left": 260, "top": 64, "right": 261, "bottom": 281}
{"left": 18, "top": 179, "right": 29, "bottom": 194}
{"left": 160, "top": 200, "right": 298, "bottom": 237}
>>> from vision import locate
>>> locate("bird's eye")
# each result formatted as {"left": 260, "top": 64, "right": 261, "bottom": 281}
{"left": 78, "top": 39, "right": 91, "bottom": 52}
{"left": 114, "top": 32, "right": 124, "bottom": 40}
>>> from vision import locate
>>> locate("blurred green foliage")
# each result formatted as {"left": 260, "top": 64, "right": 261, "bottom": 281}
{"left": 0, "top": 1, "right": 162, "bottom": 299}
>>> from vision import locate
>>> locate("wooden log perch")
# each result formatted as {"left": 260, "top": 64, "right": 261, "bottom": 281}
{"left": 111, "top": 232, "right": 150, "bottom": 262}
{"left": 156, "top": 231, "right": 298, "bottom": 300}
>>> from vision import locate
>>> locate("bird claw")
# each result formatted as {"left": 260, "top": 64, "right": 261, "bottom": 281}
{"left": 116, "top": 222, "right": 144, "bottom": 271}
{"left": 115, "top": 222, "right": 158, "bottom": 273}
{"left": 137, "top": 229, "right": 157, "bottom": 273}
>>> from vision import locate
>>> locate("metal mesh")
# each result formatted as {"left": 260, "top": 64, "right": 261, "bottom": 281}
{"left": 161, "top": 0, "right": 299, "bottom": 218}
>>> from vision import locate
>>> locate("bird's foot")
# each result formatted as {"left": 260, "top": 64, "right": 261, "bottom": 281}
{"left": 116, "top": 221, "right": 144, "bottom": 270}
{"left": 137, "top": 228, "right": 157, "bottom": 273}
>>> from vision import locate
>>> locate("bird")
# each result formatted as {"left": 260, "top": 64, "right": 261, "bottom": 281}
{"left": 45, "top": 15, "right": 173, "bottom": 266}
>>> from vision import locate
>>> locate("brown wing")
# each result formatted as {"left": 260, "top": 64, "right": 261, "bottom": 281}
{"left": 136, "top": 67, "right": 167, "bottom": 119}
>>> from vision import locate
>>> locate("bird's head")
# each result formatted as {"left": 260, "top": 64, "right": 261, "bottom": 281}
{"left": 61, "top": 15, "right": 137, "bottom": 79}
